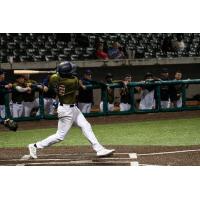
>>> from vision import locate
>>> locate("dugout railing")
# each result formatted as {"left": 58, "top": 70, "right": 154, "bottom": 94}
{"left": 1, "top": 79, "right": 200, "bottom": 121}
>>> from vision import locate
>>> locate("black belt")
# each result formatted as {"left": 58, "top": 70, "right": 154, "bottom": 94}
{"left": 60, "top": 103, "right": 75, "bottom": 107}
{"left": 13, "top": 102, "right": 22, "bottom": 104}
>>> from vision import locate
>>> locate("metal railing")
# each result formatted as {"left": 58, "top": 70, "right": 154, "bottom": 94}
{"left": 1, "top": 79, "right": 200, "bottom": 121}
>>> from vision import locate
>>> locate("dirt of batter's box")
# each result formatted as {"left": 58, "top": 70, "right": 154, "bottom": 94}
{"left": 1, "top": 145, "right": 200, "bottom": 166}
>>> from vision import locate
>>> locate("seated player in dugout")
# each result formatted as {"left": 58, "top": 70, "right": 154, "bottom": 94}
{"left": 28, "top": 61, "right": 115, "bottom": 159}
{"left": 120, "top": 74, "right": 140, "bottom": 111}
{"left": 139, "top": 72, "right": 156, "bottom": 110}
{"left": 100, "top": 73, "right": 115, "bottom": 112}
{"left": 0, "top": 69, "right": 13, "bottom": 119}
{"left": 12, "top": 75, "right": 32, "bottom": 118}
{"left": 78, "top": 69, "right": 94, "bottom": 114}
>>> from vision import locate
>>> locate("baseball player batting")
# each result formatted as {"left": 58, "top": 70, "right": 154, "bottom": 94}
{"left": 28, "top": 61, "right": 115, "bottom": 158}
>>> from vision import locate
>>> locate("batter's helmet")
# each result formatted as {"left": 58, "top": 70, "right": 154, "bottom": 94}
{"left": 57, "top": 61, "right": 77, "bottom": 77}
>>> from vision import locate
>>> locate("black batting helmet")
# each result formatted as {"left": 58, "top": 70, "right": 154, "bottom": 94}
{"left": 57, "top": 61, "right": 77, "bottom": 77}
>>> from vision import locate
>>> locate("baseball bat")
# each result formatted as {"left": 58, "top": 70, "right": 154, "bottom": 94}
{"left": 14, "top": 70, "right": 56, "bottom": 74}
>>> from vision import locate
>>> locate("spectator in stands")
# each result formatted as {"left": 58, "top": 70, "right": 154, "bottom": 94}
{"left": 0, "top": 69, "right": 12, "bottom": 118}
{"left": 170, "top": 70, "right": 187, "bottom": 108}
{"left": 12, "top": 75, "right": 31, "bottom": 118}
{"left": 162, "top": 34, "right": 173, "bottom": 53}
{"left": 96, "top": 43, "right": 109, "bottom": 60}
{"left": 172, "top": 34, "right": 185, "bottom": 52}
{"left": 159, "top": 68, "right": 171, "bottom": 109}
{"left": 100, "top": 73, "right": 115, "bottom": 112}
{"left": 139, "top": 72, "right": 156, "bottom": 110}
{"left": 120, "top": 74, "right": 132, "bottom": 111}
{"left": 78, "top": 69, "right": 94, "bottom": 113}
{"left": 108, "top": 41, "right": 125, "bottom": 59}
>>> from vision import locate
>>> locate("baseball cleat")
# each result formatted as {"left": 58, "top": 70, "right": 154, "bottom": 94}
{"left": 97, "top": 148, "right": 115, "bottom": 157}
{"left": 28, "top": 144, "right": 37, "bottom": 159}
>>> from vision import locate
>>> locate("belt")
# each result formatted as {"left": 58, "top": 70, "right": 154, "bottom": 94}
{"left": 13, "top": 102, "right": 22, "bottom": 104}
{"left": 60, "top": 103, "right": 75, "bottom": 107}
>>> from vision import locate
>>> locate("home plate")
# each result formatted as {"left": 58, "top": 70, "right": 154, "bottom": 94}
{"left": 130, "top": 161, "right": 139, "bottom": 166}
{"left": 20, "top": 155, "right": 31, "bottom": 160}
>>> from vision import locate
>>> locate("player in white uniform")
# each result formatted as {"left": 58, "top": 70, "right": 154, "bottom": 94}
{"left": 139, "top": 73, "right": 156, "bottom": 110}
{"left": 78, "top": 69, "right": 93, "bottom": 114}
{"left": 28, "top": 62, "right": 115, "bottom": 158}
{"left": 100, "top": 73, "right": 115, "bottom": 112}
{"left": 12, "top": 75, "right": 31, "bottom": 118}
{"left": 159, "top": 68, "right": 171, "bottom": 109}
{"left": 170, "top": 71, "right": 187, "bottom": 108}
{"left": 0, "top": 70, "right": 12, "bottom": 118}
{"left": 120, "top": 74, "right": 132, "bottom": 111}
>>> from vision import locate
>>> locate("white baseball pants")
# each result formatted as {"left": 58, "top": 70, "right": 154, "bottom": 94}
{"left": 172, "top": 97, "right": 183, "bottom": 108}
{"left": 0, "top": 105, "right": 5, "bottom": 118}
{"left": 23, "top": 100, "right": 39, "bottom": 117}
{"left": 36, "top": 105, "right": 104, "bottom": 152}
{"left": 44, "top": 98, "right": 55, "bottom": 115}
{"left": 99, "top": 101, "right": 114, "bottom": 112}
{"left": 78, "top": 103, "right": 92, "bottom": 113}
{"left": 120, "top": 103, "right": 131, "bottom": 111}
{"left": 12, "top": 103, "right": 23, "bottom": 118}
{"left": 161, "top": 100, "right": 171, "bottom": 109}
{"left": 139, "top": 90, "right": 155, "bottom": 110}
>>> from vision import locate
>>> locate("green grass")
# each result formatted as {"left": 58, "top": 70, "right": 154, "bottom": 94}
{"left": 0, "top": 118, "right": 200, "bottom": 148}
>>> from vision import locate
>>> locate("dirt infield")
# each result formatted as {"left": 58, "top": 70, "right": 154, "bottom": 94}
{"left": 1, "top": 145, "right": 200, "bottom": 166}
{"left": 0, "top": 110, "right": 200, "bottom": 166}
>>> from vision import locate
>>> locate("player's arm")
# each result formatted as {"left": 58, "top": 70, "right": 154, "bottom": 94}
{"left": 79, "top": 79, "right": 87, "bottom": 90}
{"left": 15, "top": 85, "right": 31, "bottom": 93}
{"left": 48, "top": 74, "right": 59, "bottom": 94}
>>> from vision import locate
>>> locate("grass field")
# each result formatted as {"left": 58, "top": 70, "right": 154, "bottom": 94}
{"left": 0, "top": 118, "right": 200, "bottom": 148}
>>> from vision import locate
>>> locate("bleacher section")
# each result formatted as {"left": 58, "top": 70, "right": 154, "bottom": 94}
{"left": 1, "top": 33, "right": 200, "bottom": 63}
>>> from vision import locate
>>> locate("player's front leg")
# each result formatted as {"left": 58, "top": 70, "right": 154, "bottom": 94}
{"left": 74, "top": 107, "right": 115, "bottom": 157}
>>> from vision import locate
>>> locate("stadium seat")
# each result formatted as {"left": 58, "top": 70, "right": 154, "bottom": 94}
{"left": 45, "top": 55, "right": 56, "bottom": 62}
{"left": 0, "top": 56, "right": 7, "bottom": 63}
{"left": 58, "top": 54, "right": 69, "bottom": 61}
{"left": 56, "top": 41, "right": 67, "bottom": 49}
{"left": 19, "top": 55, "right": 32, "bottom": 62}
{"left": 33, "top": 55, "right": 45, "bottom": 62}
{"left": 70, "top": 54, "right": 79, "bottom": 61}
{"left": 39, "top": 49, "right": 50, "bottom": 56}
{"left": 1, "top": 33, "right": 200, "bottom": 63}
{"left": 51, "top": 48, "right": 60, "bottom": 56}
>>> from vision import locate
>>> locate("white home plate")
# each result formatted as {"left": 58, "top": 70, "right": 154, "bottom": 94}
{"left": 20, "top": 155, "right": 31, "bottom": 160}
{"left": 130, "top": 161, "right": 139, "bottom": 166}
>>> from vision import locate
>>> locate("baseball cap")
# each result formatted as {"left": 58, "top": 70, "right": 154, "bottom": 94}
{"left": 16, "top": 74, "right": 25, "bottom": 79}
{"left": 84, "top": 69, "right": 92, "bottom": 75}
{"left": 106, "top": 73, "right": 113, "bottom": 79}
{"left": 125, "top": 74, "right": 132, "bottom": 77}
{"left": 161, "top": 68, "right": 168, "bottom": 73}
{"left": 145, "top": 72, "right": 153, "bottom": 78}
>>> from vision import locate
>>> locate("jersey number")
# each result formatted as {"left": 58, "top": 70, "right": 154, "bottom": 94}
{"left": 58, "top": 85, "right": 65, "bottom": 96}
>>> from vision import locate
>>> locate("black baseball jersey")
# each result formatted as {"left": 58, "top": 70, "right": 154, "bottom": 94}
{"left": 78, "top": 78, "right": 93, "bottom": 103}
{"left": 120, "top": 87, "right": 131, "bottom": 104}
{"left": 0, "top": 81, "right": 9, "bottom": 105}
{"left": 160, "top": 76, "right": 170, "bottom": 101}
{"left": 42, "top": 77, "right": 56, "bottom": 99}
